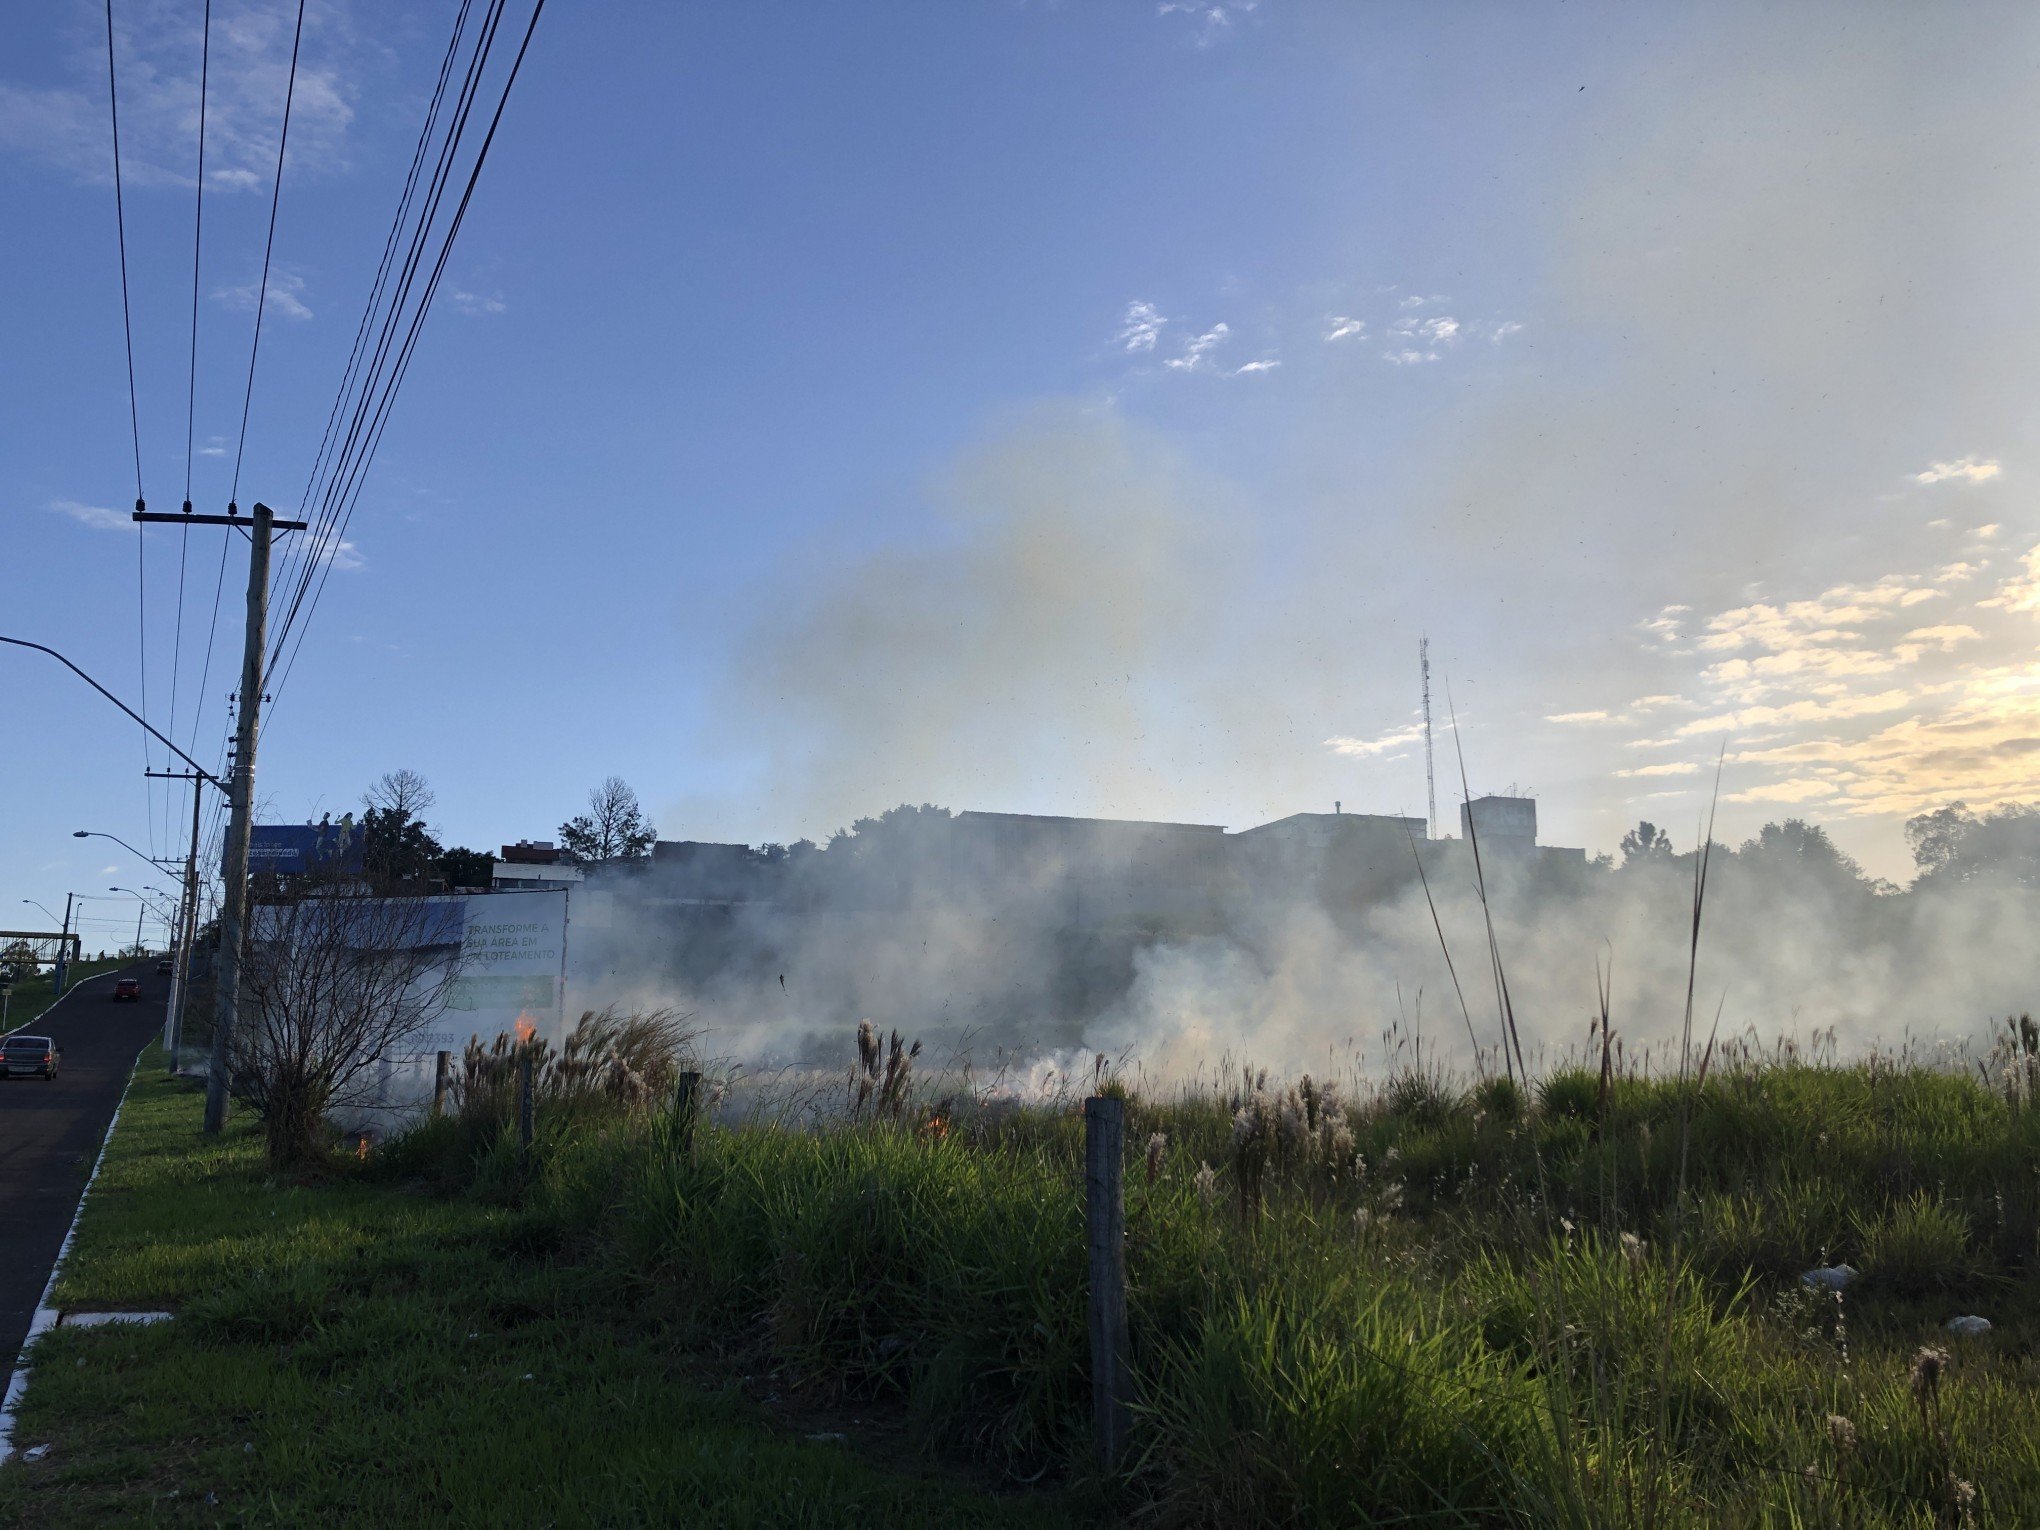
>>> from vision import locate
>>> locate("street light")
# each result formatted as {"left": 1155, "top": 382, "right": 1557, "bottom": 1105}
{"left": 18, "top": 893, "right": 109, "bottom": 993}
{"left": 109, "top": 887, "right": 174, "bottom": 959}
{"left": 74, "top": 830, "right": 181, "bottom": 873}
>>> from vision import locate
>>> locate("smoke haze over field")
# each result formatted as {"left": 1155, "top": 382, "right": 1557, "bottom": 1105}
{"left": 571, "top": 815, "right": 2040, "bottom": 1086}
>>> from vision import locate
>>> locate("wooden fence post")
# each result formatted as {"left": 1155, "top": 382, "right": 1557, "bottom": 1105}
{"left": 433, "top": 1050, "right": 451, "bottom": 1118}
{"left": 675, "top": 1069, "right": 702, "bottom": 1155}
{"left": 1085, "top": 1095, "right": 1131, "bottom": 1474}
{"left": 518, "top": 1051, "right": 534, "bottom": 1149}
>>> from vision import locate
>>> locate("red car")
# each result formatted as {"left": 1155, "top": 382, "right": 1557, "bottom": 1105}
{"left": 113, "top": 978, "right": 141, "bottom": 1002}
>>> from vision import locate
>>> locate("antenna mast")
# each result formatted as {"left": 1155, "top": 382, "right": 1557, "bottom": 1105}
{"left": 1420, "top": 636, "right": 1437, "bottom": 840}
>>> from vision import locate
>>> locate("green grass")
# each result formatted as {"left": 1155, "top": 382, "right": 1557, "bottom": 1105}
{"left": 0, "top": 1052, "right": 1092, "bottom": 1528}
{"left": 15, "top": 1038, "right": 2040, "bottom": 1525}
{"left": 429, "top": 1053, "right": 2040, "bottom": 1525}
{"left": 2, "top": 959, "right": 126, "bottom": 1028}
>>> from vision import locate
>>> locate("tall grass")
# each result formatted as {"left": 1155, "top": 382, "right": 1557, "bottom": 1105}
{"left": 378, "top": 1021, "right": 2040, "bottom": 1524}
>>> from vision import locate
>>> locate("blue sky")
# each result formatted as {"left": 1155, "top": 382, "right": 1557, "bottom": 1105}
{"left": 7, "top": 0, "right": 2040, "bottom": 939}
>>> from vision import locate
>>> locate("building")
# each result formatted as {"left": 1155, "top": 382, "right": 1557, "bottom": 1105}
{"left": 946, "top": 811, "right": 1230, "bottom": 925}
{"left": 1459, "top": 795, "right": 1538, "bottom": 853}
{"left": 1231, "top": 807, "right": 1430, "bottom": 907}
{"left": 491, "top": 840, "right": 584, "bottom": 893}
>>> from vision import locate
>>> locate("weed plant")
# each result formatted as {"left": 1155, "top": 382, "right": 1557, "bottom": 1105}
{"left": 384, "top": 1015, "right": 2040, "bottom": 1525}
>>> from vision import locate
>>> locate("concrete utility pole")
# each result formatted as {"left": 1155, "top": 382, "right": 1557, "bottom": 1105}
{"left": 135, "top": 775, "right": 209, "bottom": 1068}
{"left": 132, "top": 500, "right": 306, "bottom": 1135}
{"left": 54, "top": 892, "right": 74, "bottom": 996}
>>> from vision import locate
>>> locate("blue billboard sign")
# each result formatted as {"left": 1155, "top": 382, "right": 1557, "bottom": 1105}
{"left": 242, "top": 822, "right": 367, "bottom": 876}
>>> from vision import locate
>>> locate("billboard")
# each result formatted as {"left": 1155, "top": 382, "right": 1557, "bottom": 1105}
{"left": 244, "top": 822, "right": 367, "bottom": 876}
{"left": 432, "top": 891, "right": 570, "bottom": 1052}
{"left": 247, "top": 889, "right": 568, "bottom": 1057}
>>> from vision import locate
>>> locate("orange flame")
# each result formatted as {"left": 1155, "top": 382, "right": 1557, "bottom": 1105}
{"left": 513, "top": 1014, "right": 538, "bottom": 1045}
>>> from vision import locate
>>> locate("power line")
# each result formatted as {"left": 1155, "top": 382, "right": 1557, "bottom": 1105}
{"left": 263, "top": 0, "right": 477, "bottom": 667}
{"left": 183, "top": 0, "right": 212, "bottom": 510}
{"left": 269, "top": 0, "right": 507, "bottom": 669}
{"left": 270, "top": 0, "right": 546, "bottom": 713}
{"left": 167, "top": 0, "right": 214, "bottom": 864}
{"left": 106, "top": 0, "right": 155, "bottom": 854}
{"left": 228, "top": 0, "right": 307, "bottom": 506}
{"left": 103, "top": 0, "right": 144, "bottom": 506}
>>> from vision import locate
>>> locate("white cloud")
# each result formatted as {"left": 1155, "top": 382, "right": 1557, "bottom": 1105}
{"left": 1324, "top": 722, "right": 1424, "bottom": 758}
{"left": 1323, "top": 316, "right": 1366, "bottom": 342}
{"left": 303, "top": 526, "right": 365, "bottom": 572}
{"left": 1156, "top": 0, "right": 1258, "bottom": 47}
{"left": 1233, "top": 358, "right": 1280, "bottom": 375}
{"left": 1900, "top": 623, "right": 1983, "bottom": 650}
{"left": 198, "top": 434, "right": 227, "bottom": 458}
{"left": 1382, "top": 349, "right": 1437, "bottom": 366}
{"left": 1489, "top": 320, "right": 1525, "bottom": 343}
{"left": 1615, "top": 761, "right": 1701, "bottom": 778}
{"left": 0, "top": 2, "right": 359, "bottom": 191}
{"left": 1726, "top": 777, "right": 1837, "bottom": 805}
{"left": 1545, "top": 709, "right": 1612, "bottom": 723}
{"left": 449, "top": 288, "right": 507, "bottom": 317}
{"left": 48, "top": 499, "right": 133, "bottom": 532}
{"left": 213, "top": 270, "right": 312, "bottom": 322}
{"left": 1640, "top": 608, "right": 1685, "bottom": 642}
{"left": 1973, "top": 523, "right": 2002, "bottom": 540}
{"left": 1675, "top": 689, "right": 1914, "bottom": 737}
{"left": 1116, "top": 300, "right": 1166, "bottom": 354}
{"left": 1979, "top": 542, "right": 2040, "bottom": 613}
{"left": 1165, "top": 322, "right": 1230, "bottom": 372}
{"left": 1914, "top": 456, "right": 2001, "bottom": 485}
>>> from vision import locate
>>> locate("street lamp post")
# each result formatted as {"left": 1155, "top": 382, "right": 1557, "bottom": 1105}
{"left": 82, "top": 830, "right": 198, "bottom": 1058}
{"left": 109, "top": 887, "right": 174, "bottom": 958}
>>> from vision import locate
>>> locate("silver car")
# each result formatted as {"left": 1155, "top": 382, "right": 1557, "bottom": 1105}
{"left": 0, "top": 1034, "right": 59, "bottom": 1080}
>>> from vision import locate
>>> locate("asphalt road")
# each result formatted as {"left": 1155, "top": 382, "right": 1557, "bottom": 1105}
{"left": 0, "top": 963, "right": 167, "bottom": 1399}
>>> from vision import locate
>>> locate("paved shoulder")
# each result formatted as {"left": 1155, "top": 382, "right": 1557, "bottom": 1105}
{"left": 0, "top": 967, "right": 167, "bottom": 1398}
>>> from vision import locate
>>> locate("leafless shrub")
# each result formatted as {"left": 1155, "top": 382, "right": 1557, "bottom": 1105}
{"left": 234, "top": 891, "right": 467, "bottom": 1166}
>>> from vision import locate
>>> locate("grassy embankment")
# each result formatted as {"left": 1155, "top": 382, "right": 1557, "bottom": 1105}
{"left": 0, "top": 1051, "right": 1088, "bottom": 1527}
{"left": 9, "top": 1022, "right": 2040, "bottom": 1525}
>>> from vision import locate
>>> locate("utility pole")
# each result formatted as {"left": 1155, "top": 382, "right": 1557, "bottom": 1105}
{"left": 53, "top": 892, "right": 75, "bottom": 996}
{"left": 1420, "top": 636, "right": 1437, "bottom": 842}
{"left": 133, "top": 501, "right": 306, "bottom": 1134}
{"left": 145, "top": 770, "right": 208, "bottom": 1070}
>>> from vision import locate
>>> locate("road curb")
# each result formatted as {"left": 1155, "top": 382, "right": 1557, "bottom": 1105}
{"left": 0, "top": 1040, "right": 146, "bottom": 1468}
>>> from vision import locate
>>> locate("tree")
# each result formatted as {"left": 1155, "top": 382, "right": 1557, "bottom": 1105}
{"left": 1738, "top": 819, "right": 1866, "bottom": 883}
{"left": 360, "top": 769, "right": 443, "bottom": 889}
{"left": 435, "top": 846, "right": 494, "bottom": 890}
{"left": 558, "top": 777, "right": 656, "bottom": 865}
{"left": 1906, "top": 801, "right": 2040, "bottom": 888}
{"left": 365, "top": 768, "right": 436, "bottom": 821}
{"left": 232, "top": 890, "right": 467, "bottom": 1165}
{"left": 1904, "top": 802, "right": 1976, "bottom": 881}
{"left": 362, "top": 806, "right": 443, "bottom": 890}
{"left": 1619, "top": 820, "right": 1675, "bottom": 867}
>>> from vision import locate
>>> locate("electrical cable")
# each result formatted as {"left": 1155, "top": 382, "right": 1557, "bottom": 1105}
{"left": 262, "top": 0, "right": 476, "bottom": 660}
{"left": 167, "top": 0, "right": 213, "bottom": 866}
{"left": 269, "top": 0, "right": 545, "bottom": 713}
{"left": 105, "top": 0, "right": 155, "bottom": 853}
{"left": 227, "top": 0, "right": 306, "bottom": 507}
{"left": 268, "top": 0, "right": 505, "bottom": 669}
